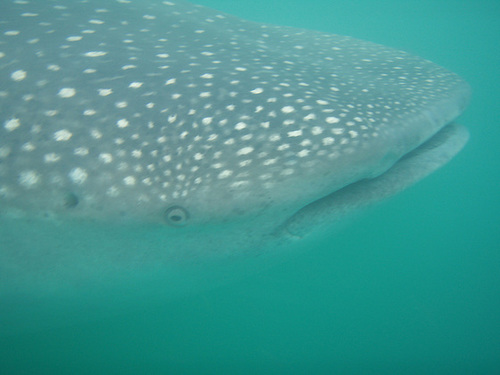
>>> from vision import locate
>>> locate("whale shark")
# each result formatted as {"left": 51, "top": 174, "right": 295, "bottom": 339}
{"left": 0, "top": 0, "right": 469, "bottom": 332}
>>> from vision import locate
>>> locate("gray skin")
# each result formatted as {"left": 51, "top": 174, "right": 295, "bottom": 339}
{"left": 0, "top": 0, "right": 469, "bottom": 333}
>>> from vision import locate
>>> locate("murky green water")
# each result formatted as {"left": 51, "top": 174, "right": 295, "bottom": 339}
{"left": 1, "top": 0, "right": 499, "bottom": 373}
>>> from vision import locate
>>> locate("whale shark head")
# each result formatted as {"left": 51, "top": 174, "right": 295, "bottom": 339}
{"left": 0, "top": 0, "right": 469, "bottom": 318}
{"left": 0, "top": 0, "right": 469, "bottom": 229}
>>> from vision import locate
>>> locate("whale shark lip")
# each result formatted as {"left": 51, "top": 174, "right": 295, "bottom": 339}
{"left": 278, "top": 120, "right": 470, "bottom": 239}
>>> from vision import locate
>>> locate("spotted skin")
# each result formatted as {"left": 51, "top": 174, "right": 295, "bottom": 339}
{"left": 0, "top": 0, "right": 469, "bottom": 225}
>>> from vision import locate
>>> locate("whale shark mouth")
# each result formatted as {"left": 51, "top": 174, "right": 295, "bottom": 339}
{"left": 279, "top": 122, "right": 469, "bottom": 238}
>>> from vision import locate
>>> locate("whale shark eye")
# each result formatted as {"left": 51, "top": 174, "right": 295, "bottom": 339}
{"left": 164, "top": 206, "right": 189, "bottom": 226}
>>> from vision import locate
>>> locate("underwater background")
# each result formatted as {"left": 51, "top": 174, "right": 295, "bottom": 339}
{"left": 1, "top": 0, "right": 499, "bottom": 373}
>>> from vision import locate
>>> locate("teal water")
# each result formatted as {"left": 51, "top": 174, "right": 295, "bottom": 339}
{"left": 1, "top": 0, "right": 499, "bottom": 373}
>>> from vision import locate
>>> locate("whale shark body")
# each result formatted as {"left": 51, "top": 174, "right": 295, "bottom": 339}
{"left": 0, "top": 0, "right": 469, "bottom": 332}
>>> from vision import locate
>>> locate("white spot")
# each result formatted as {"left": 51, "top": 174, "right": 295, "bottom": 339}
{"left": 231, "top": 181, "right": 249, "bottom": 188}
{"left": 165, "top": 78, "right": 176, "bottom": 85}
{"left": 200, "top": 92, "right": 211, "bottom": 98}
{"left": 201, "top": 73, "right": 214, "bottom": 79}
{"left": 84, "top": 109, "right": 96, "bottom": 116}
{"left": 316, "top": 100, "right": 329, "bottom": 105}
{"left": 5, "top": 30, "right": 20, "bottom": 36}
{"left": 304, "top": 113, "right": 316, "bottom": 121}
{"left": 251, "top": 88, "right": 264, "bottom": 94}
{"left": 106, "top": 186, "right": 120, "bottom": 197}
{"left": 259, "top": 173, "right": 272, "bottom": 180}
{"left": 69, "top": 168, "right": 88, "bottom": 184}
{"left": 297, "top": 149, "right": 310, "bottom": 157}
{"left": 116, "top": 101, "right": 128, "bottom": 108}
{"left": 277, "top": 144, "right": 290, "bottom": 151}
{"left": 326, "top": 116, "right": 340, "bottom": 124}
{"left": 90, "top": 129, "right": 102, "bottom": 139}
{"left": 19, "top": 170, "right": 40, "bottom": 188}
{"left": 287, "top": 130, "right": 303, "bottom": 137}
{"left": 45, "top": 110, "right": 58, "bottom": 117}
{"left": 281, "top": 106, "right": 295, "bottom": 114}
{"left": 117, "top": 119, "right": 129, "bottom": 128}
{"left": 237, "top": 147, "right": 254, "bottom": 156}
{"left": 281, "top": 168, "right": 294, "bottom": 176}
{"left": 0, "top": 146, "right": 11, "bottom": 158}
{"left": 84, "top": 51, "right": 108, "bottom": 57}
{"left": 235, "top": 122, "right": 247, "bottom": 130}
{"left": 67, "top": 36, "right": 83, "bottom": 42}
{"left": 241, "top": 134, "right": 252, "bottom": 141}
{"left": 0, "top": 52, "right": 5, "bottom": 59}
{"left": 131, "top": 150, "right": 142, "bottom": 158}
{"left": 74, "top": 147, "right": 89, "bottom": 156}
{"left": 263, "top": 158, "right": 277, "bottom": 166}
{"left": 4, "top": 118, "right": 21, "bottom": 132}
{"left": 194, "top": 153, "right": 204, "bottom": 160}
{"left": 99, "top": 153, "right": 113, "bottom": 163}
{"left": 58, "top": 88, "right": 76, "bottom": 98}
{"left": 269, "top": 134, "right": 280, "bottom": 142}
{"left": 11, "top": 70, "right": 27, "bottom": 81}
{"left": 129, "top": 82, "right": 143, "bottom": 88}
{"left": 311, "top": 126, "right": 323, "bottom": 135}
{"left": 322, "top": 137, "right": 335, "bottom": 145}
{"left": 83, "top": 68, "right": 97, "bottom": 74}
{"left": 301, "top": 139, "right": 312, "bottom": 147}
{"left": 235, "top": 67, "right": 247, "bottom": 71}
{"left": 21, "top": 142, "right": 35, "bottom": 151}
{"left": 122, "top": 65, "right": 136, "bottom": 70}
{"left": 218, "top": 170, "right": 233, "bottom": 179}
{"left": 98, "top": 88, "right": 113, "bottom": 96}
{"left": 47, "top": 64, "right": 60, "bottom": 71}
{"left": 54, "top": 129, "right": 73, "bottom": 141}
{"left": 349, "top": 130, "right": 358, "bottom": 138}
{"left": 123, "top": 176, "right": 136, "bottom": 186}
{"left": 44, "top": 153, "right": 60, "bottom": 163}
{"left": 202, "top": 117, "right": 213, "bottom": 125}
{"left": 156, "top": 53, "right": 169, "bottom": 58}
